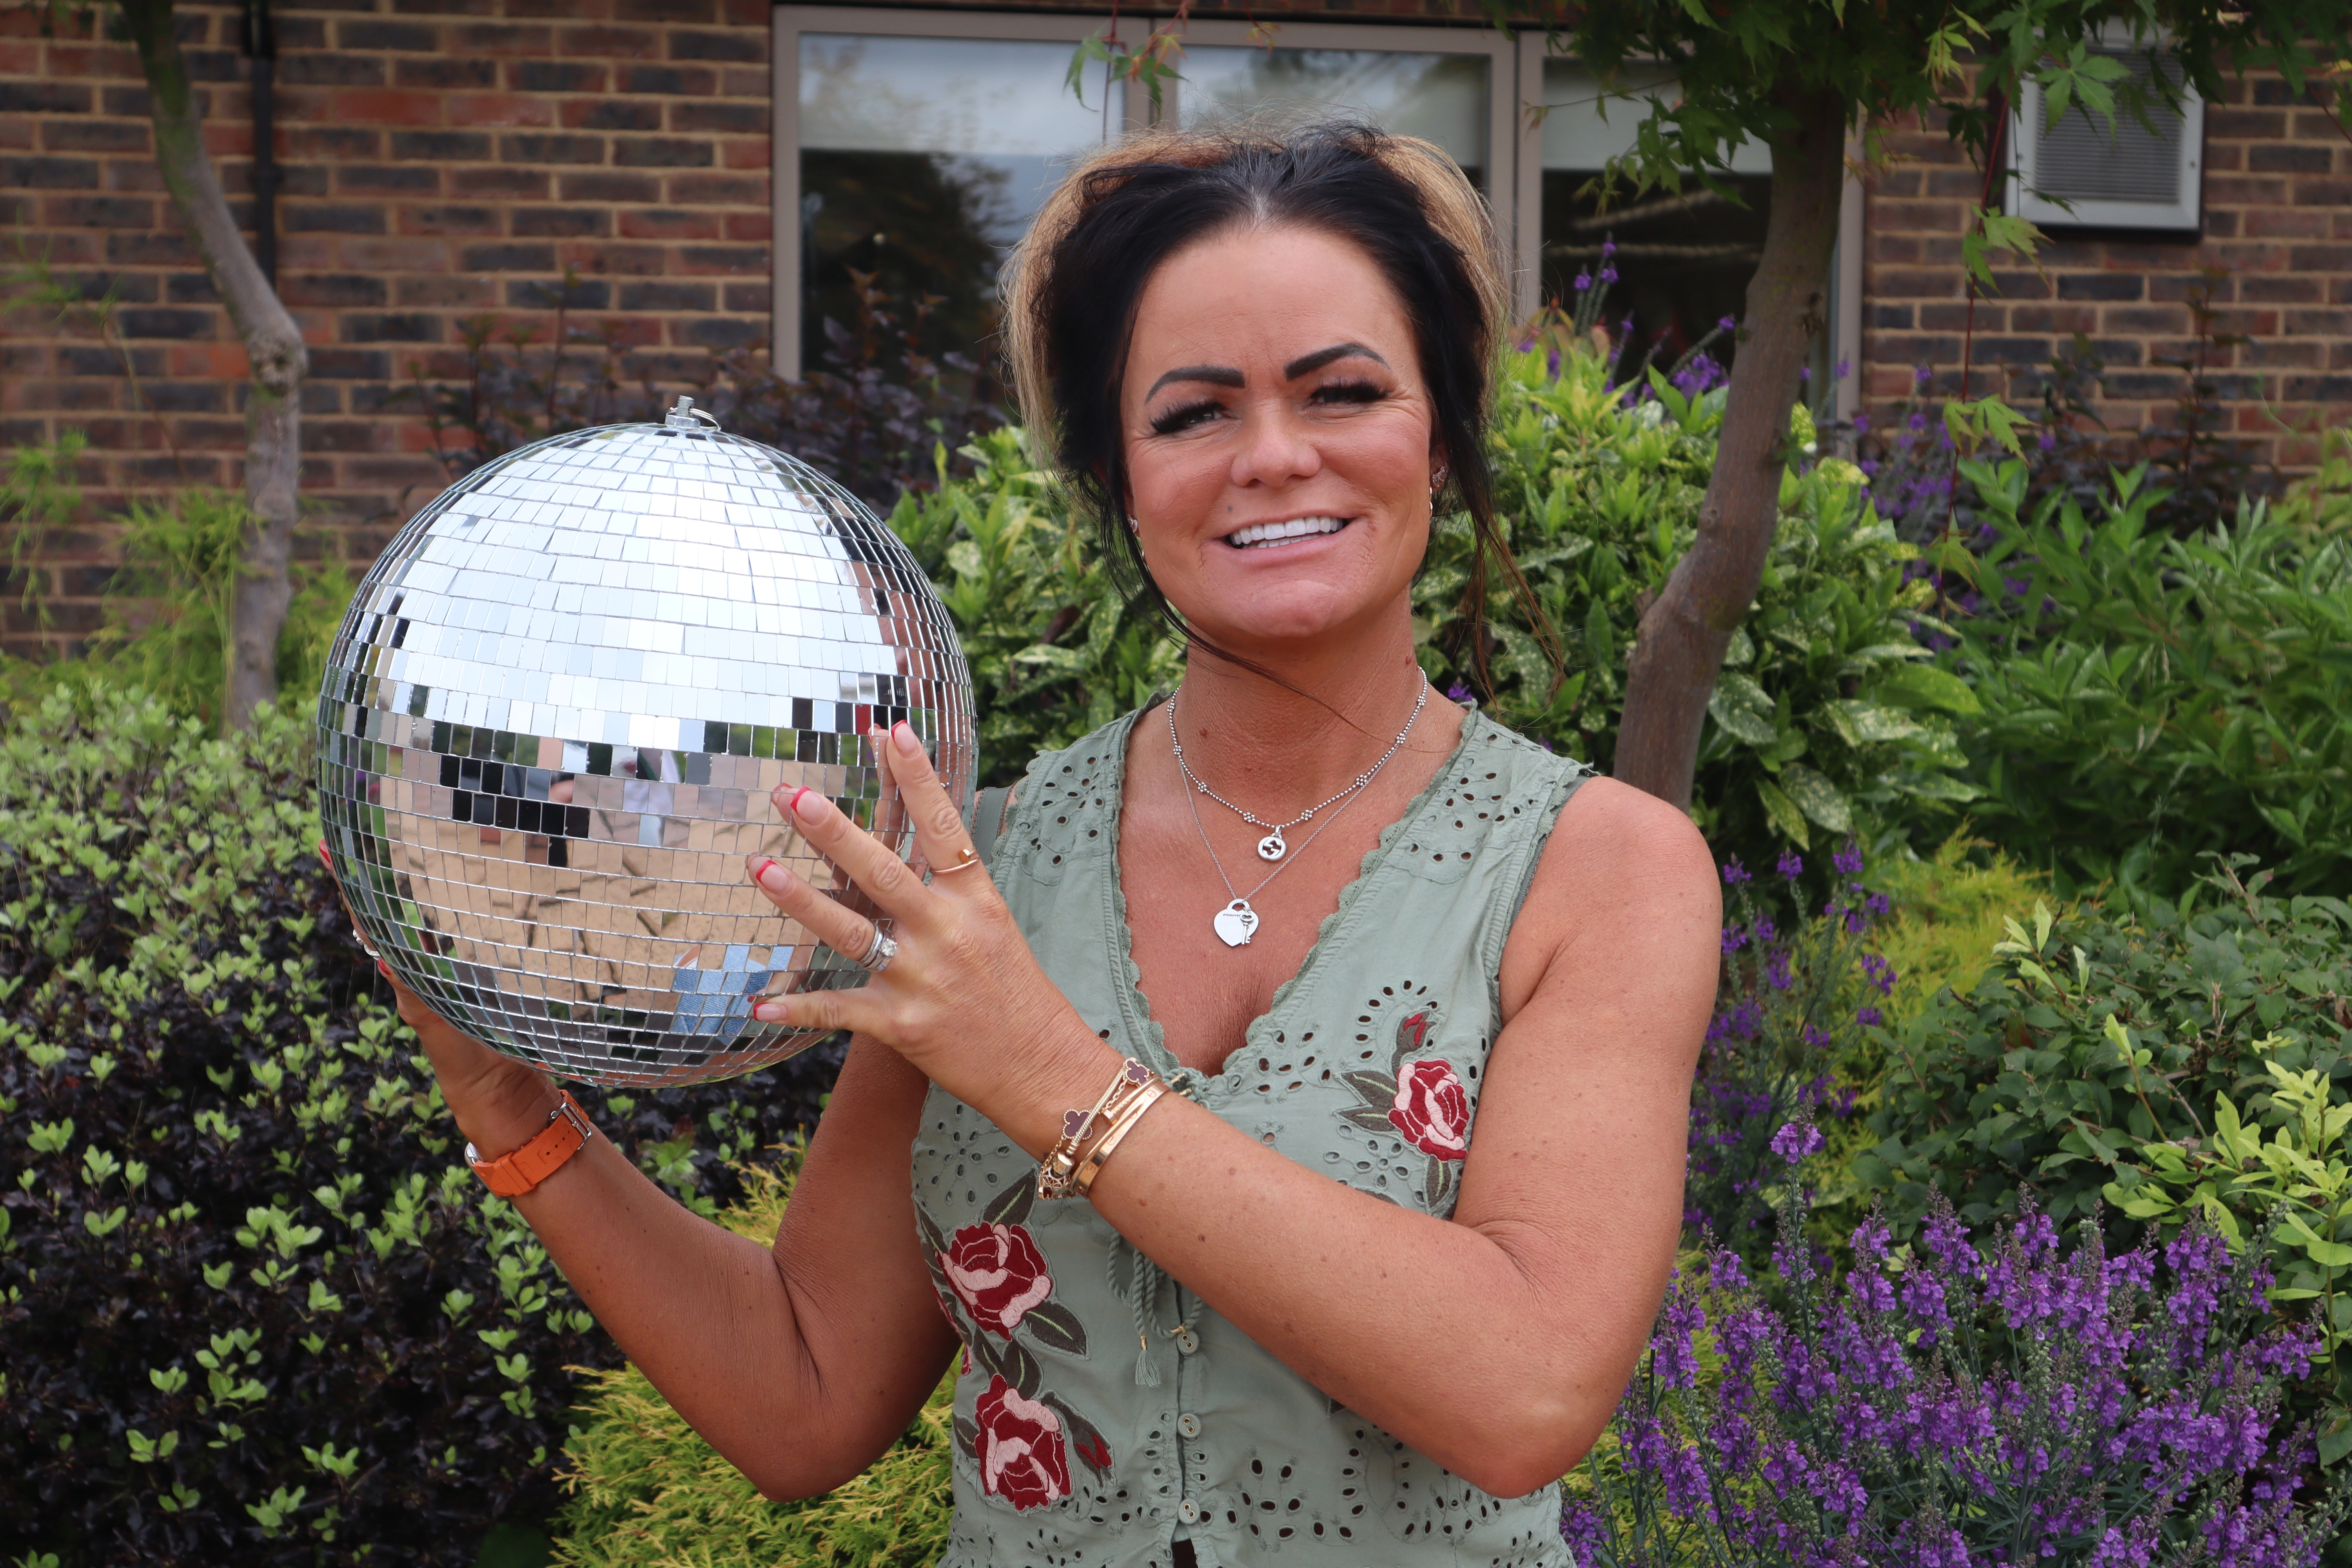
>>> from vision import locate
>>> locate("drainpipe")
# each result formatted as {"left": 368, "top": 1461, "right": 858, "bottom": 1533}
{"left": 239, "top": 0, "right": 276, "bottom": 285}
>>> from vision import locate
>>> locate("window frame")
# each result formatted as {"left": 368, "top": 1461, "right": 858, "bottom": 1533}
{"left": 771, "top": 7, "right": 1858, "bottom": 418}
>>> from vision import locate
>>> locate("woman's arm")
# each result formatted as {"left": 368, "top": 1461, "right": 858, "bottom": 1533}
{"left": 387, "top": 999, "right": 956, "bottom": 1499}
{"left": 764, "top": 733, "right": 1717, "bottom": 1498}
{"left": 1078, "top": 779, "right": 1717, "bottom": 1494}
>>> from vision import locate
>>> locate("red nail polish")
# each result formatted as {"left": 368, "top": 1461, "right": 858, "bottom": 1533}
{"left": 753, "top": 857, "right": 777, "bottom": 884}
{"left": 787, "top": 786, "right": 813, "bottom": 815}
{"left": 376, "top": 958, "right": 393, "bottom": 980}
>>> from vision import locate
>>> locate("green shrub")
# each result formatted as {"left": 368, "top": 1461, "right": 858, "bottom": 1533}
{"left": 889, "top": 349, "right": 1970, "bottom": 895}
{"left": 1858, "top": 858, "right": 2352, "bottom": 1242}
{"left": 1938, "top": 458, "right": 2352, "bottom": 898}
{"left": 548, "top": 1164, "right": 954, "bottom": 1568}
{"left": 0, "top": 487, "right": 354, "bottom": 735}
{"left": 1867, "top": 830, "right": 2055, "bottom": 1015}
{"left": 0, "top": 685, "right": 840, "bottom": 1566}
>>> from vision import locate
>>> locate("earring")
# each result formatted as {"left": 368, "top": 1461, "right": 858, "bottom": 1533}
{"left": 1126, "top": 515, "right": 1141, "bottom": 535}
{"left": 1430, "top": 466, "right": 1449, "bottom": 492}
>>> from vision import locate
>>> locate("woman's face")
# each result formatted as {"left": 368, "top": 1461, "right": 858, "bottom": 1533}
{"left": 1119, "top": 223, "right": 1438, "bottom": 655}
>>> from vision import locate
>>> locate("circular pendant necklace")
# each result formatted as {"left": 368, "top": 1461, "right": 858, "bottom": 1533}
{"left": 1169, "top": 681, "right": 1428, "bottom": 860}
{"left": 1170, "top": 679, "right": 1429, "bottom": 947}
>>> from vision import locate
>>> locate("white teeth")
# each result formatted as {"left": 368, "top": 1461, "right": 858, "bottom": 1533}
{"left": 1227, "top": 516, "right": 1346, "bottom": 548}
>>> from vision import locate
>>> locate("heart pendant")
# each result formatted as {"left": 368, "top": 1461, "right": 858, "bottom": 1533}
{"left": 1212, "top": 899, "right": 1259, "bottom": 947}
{"left": 1256, "top": 830, "right": 1286, "bottom": 861}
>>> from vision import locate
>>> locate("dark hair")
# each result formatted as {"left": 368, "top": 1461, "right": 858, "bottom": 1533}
{"left": 1005, "top": 119, "right": 1554, "bottom": 696}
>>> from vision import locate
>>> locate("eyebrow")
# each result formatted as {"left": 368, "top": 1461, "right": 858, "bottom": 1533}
{"left": 1145, "top": 363, "right": 1245, "bottom": 400}
{"left": 1284, "top": 342, "right": 1387, "bottom": 379}
{"left": 1142, "top": 342, "right": 1390, "bottom": 403}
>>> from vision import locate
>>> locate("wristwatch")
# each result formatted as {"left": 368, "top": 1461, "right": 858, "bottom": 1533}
{"left": 465, "top": 1091, "right": 596, "bottom": 1198}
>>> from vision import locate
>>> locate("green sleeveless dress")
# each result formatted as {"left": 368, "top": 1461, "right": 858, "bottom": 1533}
{"left": 913, "top": 701, "right": 1587, "bottom": 1568}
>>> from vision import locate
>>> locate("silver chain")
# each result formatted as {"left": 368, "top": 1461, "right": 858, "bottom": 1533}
{"left": 1168, "top": 679, "right": 1428, "bottom": 860}
{"left": 1171, "top": 679, "right": 1429, "bottom": 944}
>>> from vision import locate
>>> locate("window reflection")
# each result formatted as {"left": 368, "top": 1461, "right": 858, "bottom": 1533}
{"left": 798, "top": 35, "right": 1121, "bottom": 380}
{"left": 1180, "top": 48, "right": 1488, "bottom": 191}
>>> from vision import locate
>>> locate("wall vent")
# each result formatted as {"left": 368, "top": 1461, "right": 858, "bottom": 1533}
{"left": 2007, "top": 45, "right": 2203, "bottom": 233}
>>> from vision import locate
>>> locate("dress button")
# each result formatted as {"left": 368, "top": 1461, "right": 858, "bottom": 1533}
{"left": 1178, "top": 1499, "right": 1201, "bottom": 1524}
{"left": 1174, "top": 1326, "right": 1200, "bottom": 1354}
{"left": 1178, "top": 1413, "right": 1202, "bottom": 1439}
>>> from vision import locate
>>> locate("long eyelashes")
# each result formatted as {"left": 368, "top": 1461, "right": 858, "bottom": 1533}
{"left": 1146, "top": 379, "right": 1392, "bottom": 436}
{"left": 1148, "top": 399, "right": 1223, "bottom": 437}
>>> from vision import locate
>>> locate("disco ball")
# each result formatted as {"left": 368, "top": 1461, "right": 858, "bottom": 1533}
{"left": 315, "top": 400, "right": 975, "bottom": 1087}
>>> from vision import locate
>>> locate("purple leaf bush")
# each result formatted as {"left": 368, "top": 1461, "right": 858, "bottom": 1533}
{"left": 1566, "top": 1136, "right": 2349, "bottom": 1567}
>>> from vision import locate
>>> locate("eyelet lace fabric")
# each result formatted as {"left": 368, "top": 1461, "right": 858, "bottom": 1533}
{"left": 913, "top": 704, "right": 1588, "bottom": 1567}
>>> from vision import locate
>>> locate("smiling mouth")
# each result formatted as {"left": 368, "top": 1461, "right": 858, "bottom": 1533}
{"left": 1223, "top": 515, "right": 1350, "bottom": 550}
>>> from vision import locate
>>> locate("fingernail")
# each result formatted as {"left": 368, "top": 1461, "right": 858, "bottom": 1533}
{"left": 893, "top": 722, "right": 922, "bottom": 756}
{"left": 753, "top": 857, "right": 780, "bottom": 889}
{"left": 751, "top": 1000, "right": 784, "bottom": 1023}
{"left": 787, "top": 786, "right": 817, "bottom": 818}
{"left": 376, "top": 958, "right": 392, "bottom": 980}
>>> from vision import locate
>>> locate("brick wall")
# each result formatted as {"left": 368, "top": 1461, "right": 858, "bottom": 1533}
{"left": 3, "top": 2, "right": 2345, "bottom": 661}
{"left": 0, "top": 0, "right": 772, "bottom": 659}
{"left": 1860, "top": 71, "right": 2352, "bottom": 475}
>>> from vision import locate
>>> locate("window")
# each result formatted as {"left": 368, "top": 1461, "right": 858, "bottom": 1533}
{"left": 2007, "top": 41, "right": 2203, "bottom": 234}
{"left": 773, "top": 10, "right": 1855, "bottom": 410}
{"left": 1535, "top": 61, "right": 1774, "bottom": 374}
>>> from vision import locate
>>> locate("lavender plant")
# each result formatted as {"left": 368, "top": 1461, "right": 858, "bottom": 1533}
{"left": 1567, "top": 1131, "right": 2347, "bottom": 1568}
{"left": 1686, "top": 846, "right": 1891, "bottom": 1262}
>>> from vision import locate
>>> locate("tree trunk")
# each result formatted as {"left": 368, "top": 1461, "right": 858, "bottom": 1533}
{"left": 1614, "top": 87, "right": 1847, "bottom": 809}
{"left": 120, "top": 0, "right": 307, "bottom": 731}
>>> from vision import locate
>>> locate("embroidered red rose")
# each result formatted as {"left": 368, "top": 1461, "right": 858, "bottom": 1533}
{"left": 941, "top": 1222, "right": 1053, "bottom": 1336}
{"left": 1389, "top": 1058, "right": 1470, "bottom": 1160}
{"left": 975, "top": 1374, "right": 1071, "bottom": 1510}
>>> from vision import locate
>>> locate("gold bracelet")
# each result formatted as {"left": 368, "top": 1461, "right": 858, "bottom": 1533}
{"left": 1038, "top": 1058, "right": 1154, "bottom": 1200}
{"left": 1072, "top": 1079, "right": 1168, "bottom": 1197}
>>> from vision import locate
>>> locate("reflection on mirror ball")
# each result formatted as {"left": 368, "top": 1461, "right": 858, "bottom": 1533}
{"left": 315, "top": 402, "right": 975, "bottom": 1088}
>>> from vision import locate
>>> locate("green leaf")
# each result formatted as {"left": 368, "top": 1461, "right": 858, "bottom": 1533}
{"left": 1778, "top": 764, "right": 1851, "bottom": 833}
{"left": 1872, "top": 662, "right": 1982, "bottom": 716}
{"left": 1755, "top": 777, "right": 1809, "bottom": 849}
{"left": 1707, "top": 672, "right": 1777, "bottom": 745}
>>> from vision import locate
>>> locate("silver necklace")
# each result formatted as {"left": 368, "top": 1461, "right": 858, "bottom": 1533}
{"left": 1169, "top": 680, "right": 1428, "bottom": 861}
{"left": 1171, "top": 680, "right": 1429, "bottom": 948}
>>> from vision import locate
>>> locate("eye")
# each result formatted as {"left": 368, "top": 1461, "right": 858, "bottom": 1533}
{"left": 1310, "top": 379, "right": 1387, "bottom": 407}
{"left": 1148, "top": 399, "right": 1224, "bottom": 437}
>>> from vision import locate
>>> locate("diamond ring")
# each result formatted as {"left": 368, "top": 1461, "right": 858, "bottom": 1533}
{"left": 856, "top": 926, "right": 898, "bottom": 974}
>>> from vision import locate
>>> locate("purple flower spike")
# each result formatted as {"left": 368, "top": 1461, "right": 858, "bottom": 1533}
{"left": 1574, "top": 271, "right": 1592, "bottom": 291}
{"left": 1601, "top": 238, "right": 1617, "bottom": 258}
{"left": 1721, "top": 858, "right": 1751, "bottom": 885}
{"left": 1769, "top": 1121, "right": 1824, "bottom": 1163}
{"left": 1834, "top": 356, "right": 1851, "bottom": 380}
{"left": 1444, "top": 681, "right": 1472, "bottom": 703}
{"left": 1775, "top": 850, "right": 1804, "bottom": 880}
{"left": 1833, "top": 843, "right": 1864, "bottom": 878}
{"left": 1599, "top": 265, "right": 1618, "bottom": 285}
{"left": 1718, "top": 314, "right": 1736, "bottom": 332}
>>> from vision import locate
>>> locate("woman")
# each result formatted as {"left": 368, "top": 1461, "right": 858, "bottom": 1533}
{"left": 381, "top": 122, "right": 1718, "bottom": 1566}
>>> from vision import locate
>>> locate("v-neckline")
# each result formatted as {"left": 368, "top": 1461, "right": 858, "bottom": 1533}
{"left": 1100, "top": 694, "right": 1483, "bottom": 1093}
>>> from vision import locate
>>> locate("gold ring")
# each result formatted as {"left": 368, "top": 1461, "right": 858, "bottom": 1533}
{"left": 932, "top": 846, "right": 984, "bottom": 875}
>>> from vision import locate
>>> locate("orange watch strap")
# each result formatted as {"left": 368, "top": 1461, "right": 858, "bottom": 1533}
{"left": 466, "top": 1091, "right": 595, "bottom": 1198}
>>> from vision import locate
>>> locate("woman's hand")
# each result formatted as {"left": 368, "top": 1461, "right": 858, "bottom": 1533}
{"left": 745, "top": 723, "right": 1116, "bottom": 1151}
{"left": 315, "top": 840, "right": 559, "bottom": 1156}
